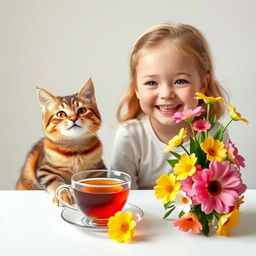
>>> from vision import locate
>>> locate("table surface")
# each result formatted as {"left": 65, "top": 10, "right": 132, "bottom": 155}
{"left": 0, "top": 190, "right": 255, "bottom": 256}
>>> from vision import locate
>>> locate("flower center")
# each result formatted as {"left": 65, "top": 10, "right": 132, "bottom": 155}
{"left": 166, "top": 185, "right": 173, "bottom": 193}
{"left": 182, "top": 197, "right": 189, "bottom": 204}
{"left": 120, "top": 223, "right": 129, "bottom": 232}
{"left": 208, "top": 148, "right": 216, "bottom": 156}
{"left": 187, "top": 217, "right": 193, "bottom": 222}
{"left": 207, "top": 180, "right": 222, "bottom": 196}
{"left": 185, "top": 165, "right": 192, "bottom": 173}
{"left": 198, "top": 124, "right": 205, "bottom": 129}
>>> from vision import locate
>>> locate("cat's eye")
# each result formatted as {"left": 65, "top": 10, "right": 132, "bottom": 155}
{"left": 56, "top": 111, "right": 67, "bottom": 118}
{"left": 77, "top": 107, "right": 87, "bottom": 115}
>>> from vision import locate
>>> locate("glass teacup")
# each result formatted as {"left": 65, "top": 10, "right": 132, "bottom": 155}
{"left": 56, "top": 170, "right": 131, "bottom": 226}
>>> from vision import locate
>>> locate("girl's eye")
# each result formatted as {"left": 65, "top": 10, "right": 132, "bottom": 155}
{"left": 175, "top": 79, "right": 188, "bottom": 85}
{"left": 77, "top": 107, "right": 87, "bottom": 115}
{"left": 56, "top": 111, "right": 67, "bottom": 118}
{"left": 145, "top": 81, "right": 158, "bottom": 86}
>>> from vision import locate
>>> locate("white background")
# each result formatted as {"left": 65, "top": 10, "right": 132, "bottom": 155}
{"left": 0, "top": 0, "right": 255, "bottom": 189}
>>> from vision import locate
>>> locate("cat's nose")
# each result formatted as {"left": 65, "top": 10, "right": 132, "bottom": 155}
{"left": 70, "top": 116, "right": 78, "bottom": 123}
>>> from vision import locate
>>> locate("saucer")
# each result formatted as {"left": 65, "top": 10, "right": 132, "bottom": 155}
{"left": 61, "top": 203, "right": 144, "bottom": 231}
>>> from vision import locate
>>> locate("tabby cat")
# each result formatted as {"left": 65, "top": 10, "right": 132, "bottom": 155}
{"left": 16, "top": 79, "right": 106, "bottom": 205}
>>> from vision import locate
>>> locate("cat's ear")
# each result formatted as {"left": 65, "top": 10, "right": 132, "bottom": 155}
{"left": 37, "top": 88, "right": 57, "bottom": 112}
{"left": 78, "top": 78, "right": 96, "bottom": 103}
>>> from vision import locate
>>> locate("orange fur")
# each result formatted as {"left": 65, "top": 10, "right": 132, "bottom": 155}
{"left": 16, "top": 79, "right": 106, "bottom": 204}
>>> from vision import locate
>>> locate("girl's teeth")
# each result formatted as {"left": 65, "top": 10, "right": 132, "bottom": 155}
{"left": 159, "top": 106, "right": 176, "bottom": 111}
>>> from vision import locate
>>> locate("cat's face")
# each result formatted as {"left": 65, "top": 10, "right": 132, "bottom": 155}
{"left": 37, "top": 79, "right": 101, "bottom": 143}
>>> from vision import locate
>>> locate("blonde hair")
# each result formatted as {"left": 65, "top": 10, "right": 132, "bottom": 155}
{"left": 117, "top": 23, "right": 229, "bottom": 123}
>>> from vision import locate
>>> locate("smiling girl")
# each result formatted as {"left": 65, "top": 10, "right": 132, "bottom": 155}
{"left": 110, "top": 23, "right": 228, "bottom": 189}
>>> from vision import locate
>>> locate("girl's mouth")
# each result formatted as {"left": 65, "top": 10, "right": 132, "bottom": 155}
{"left": 155, "top": 104, "right": 182, "bottom": 115}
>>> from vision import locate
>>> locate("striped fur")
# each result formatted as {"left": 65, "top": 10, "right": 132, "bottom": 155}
{"left": 16, "top": 79, "right": 106, "bottom": 205}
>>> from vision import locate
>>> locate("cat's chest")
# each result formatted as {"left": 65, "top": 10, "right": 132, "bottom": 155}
{"left": 45, "top": 148, "right": 101, "bottom": 173}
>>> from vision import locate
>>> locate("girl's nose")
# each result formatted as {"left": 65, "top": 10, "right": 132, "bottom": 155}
{"left": 160, "top": 85, "right": 175, "bottom": 99}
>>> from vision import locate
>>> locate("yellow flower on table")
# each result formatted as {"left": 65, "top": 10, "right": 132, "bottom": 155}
{"left": 194, "top": 92, "right": 224, "bottom": 104}
{"left": 164, "top": 128, "right": 187, "bottom": 152}
{"left": 200, "top": 137, "right": 227, "bottom": 162}
{"left": 108, "top": 211, "right": 136, "bottom": 243}
{"left": 173, "top": 153, "right": 197, "bottom": 180}
{"left": 227, "top": 104, "right": 249, "bottom": 124}
{"left": 154, "top": 173, "right": 181, "bottom": 204}
{"left": 216, "top": 209, "right": 241, "bottom": 236}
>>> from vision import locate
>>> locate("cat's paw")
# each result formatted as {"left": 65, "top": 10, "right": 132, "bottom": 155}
{"left": 53, "top": 190, "right": 74, "bottom": 206}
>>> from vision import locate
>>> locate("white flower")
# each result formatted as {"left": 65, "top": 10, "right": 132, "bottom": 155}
{"left": 175, "top": 191, "right": 192, "bottom": 213}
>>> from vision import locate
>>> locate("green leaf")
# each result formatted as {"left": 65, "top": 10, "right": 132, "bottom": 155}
{"left": 196, "top": 206, "right": 210, "bottom": 236}
{"left": 206, "top": 212, "right": 214, "bottom": 221}
{"left": 200, "top": 214, "right": 210, "bottom": 236}
{"left": 197, "top": 132, "right": 205, "bottom": 144}
{"left": 179, "top": 210, "right": 185, "bottom": 218}
{"left": 163, "top": 207, "right": 176, "bottom": 219}
{"left": 209, "top": 114, "right": 217, "bottom": 129}
{"left": 189, "top": 137, "right": 198, "bottom": 154}
{"left": 170, "top": 151, "right": 181, "bottom": 159}
{"left": 189, "top": 138, "right": 206, "bottom": 166}
{"left": 167, "top": 159, "right": 179, "bottom": 168}
{"left": 164, "top": 201, "right": 174, "bottom": 210}
{"left": 213, "top": 124, "right": 225, "bottom": 141}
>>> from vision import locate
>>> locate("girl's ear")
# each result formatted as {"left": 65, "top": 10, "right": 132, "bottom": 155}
{"left": 135, "top": 89, "right": 139, "bottom": 99}
{"left": 133, "top": 81, "right": 140, "bottom": 99}
{"left": 200, "top": 74, "right": 211, "bottom": 94}
{"left": 37, "top": 88, "right": 57, "bottom": 112}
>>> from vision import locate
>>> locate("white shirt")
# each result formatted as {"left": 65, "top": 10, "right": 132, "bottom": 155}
{"left": 110, "top": 115, "right": 227, "bottom": 189}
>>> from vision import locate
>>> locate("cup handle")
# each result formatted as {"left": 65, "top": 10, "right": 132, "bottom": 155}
{"left": 55, "top": 184, "right": 78, "bottom": 211}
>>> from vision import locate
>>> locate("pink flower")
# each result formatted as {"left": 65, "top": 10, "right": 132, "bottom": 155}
{"left": 181, "top": 165, "right": 202, "bottom": 204}
{"left": 173, "top": 213, "right": 202, "bottom": 234}
{"left": 172, "top": 106, "right": 205, "bottom": 123}
{"left": 193, "top": 120, "right": 211, "bottom": 132}
{"left": 193, "top": 161, "right": 246, "bottom": 214}
{"left": 226, "top": 138, "right": 245, "bottom": 168}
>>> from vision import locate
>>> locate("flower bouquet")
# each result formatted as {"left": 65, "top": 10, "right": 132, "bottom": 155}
{"left": 154, "top": 92, "right": 249, "bottom": 236}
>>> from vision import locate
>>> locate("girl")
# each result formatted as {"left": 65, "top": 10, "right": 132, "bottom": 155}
{"left": 110, "top": 23, "right": 228, "bottom": 189}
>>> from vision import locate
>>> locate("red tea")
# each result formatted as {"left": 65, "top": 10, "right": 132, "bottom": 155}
{"left": 74, "top": 178, "right": 129, "bottom": 219}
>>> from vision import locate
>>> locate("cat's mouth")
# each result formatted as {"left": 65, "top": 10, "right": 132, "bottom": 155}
{"left": 68, "top": 124, "right": 81, "bottom": 130}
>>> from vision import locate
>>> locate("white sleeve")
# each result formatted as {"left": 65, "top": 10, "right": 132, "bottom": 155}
{"left": 109, "top": 125, "right": 139, "bottom": 189}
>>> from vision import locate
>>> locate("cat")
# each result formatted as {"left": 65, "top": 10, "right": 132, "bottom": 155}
{"left": 16, "top": 79, "right": 106, "bottom": 205}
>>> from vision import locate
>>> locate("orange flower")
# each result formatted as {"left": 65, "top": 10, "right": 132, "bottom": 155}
{"left": 173, "top": 213, "right": 202, "bottom": 234}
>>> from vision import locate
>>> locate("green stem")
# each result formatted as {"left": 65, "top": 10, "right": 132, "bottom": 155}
{"left": 181, "top": 145, "right": 190, "bottom": 155}
{"left": 222, "top": 119, "right": 233, "bottom": 134}
{"left": 206, "top": 104, "right": 210, "bottom": 121}
{"left": 188, "top": 121, "right": 195, "bottom": 138}
{"left": 206, "top": 104, "right": 211, "bottom": 137}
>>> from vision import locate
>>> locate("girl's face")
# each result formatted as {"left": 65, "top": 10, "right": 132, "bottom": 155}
{"left": 135, "top": 39, "right": 209, "bottom": 130}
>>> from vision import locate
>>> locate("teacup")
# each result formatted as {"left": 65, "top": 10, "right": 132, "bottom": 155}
{"left": 56, "top": 170, "right": 131, "bottom": 226}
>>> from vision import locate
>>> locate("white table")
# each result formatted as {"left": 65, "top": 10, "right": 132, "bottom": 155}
{"left": 0, "top": 190, "right": 255, "bottom": 256}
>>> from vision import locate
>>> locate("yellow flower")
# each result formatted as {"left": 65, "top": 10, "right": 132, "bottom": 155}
{"left": 108, "top": 211, "right": 136, "bottom": 243}
{"left": 195, "top": 92, "right": 224, "bottom": 104}
{"left": 154, "top": 174, "right": 181, "bottom": 204}
{"left": 200, "top": 137, "right": 227, "bottom": 162}
{"left": 216, "top": 209, "right": 241, "bottom": 236}
{"left": 227, "top": 104, "right": 249, "bottom": 124}
{"left": 173, "top": 153, "right": 197, "bottom": 180}
{"left": 164, "top": 128, "right": 187, "bottom": 152}
{"left": 233, "top": 196, "right": 244, "bottom": 210}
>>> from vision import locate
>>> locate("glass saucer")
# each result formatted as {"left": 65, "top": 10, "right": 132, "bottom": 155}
{"left": 61, "top": 203, "right": 144, "bottom": 231}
